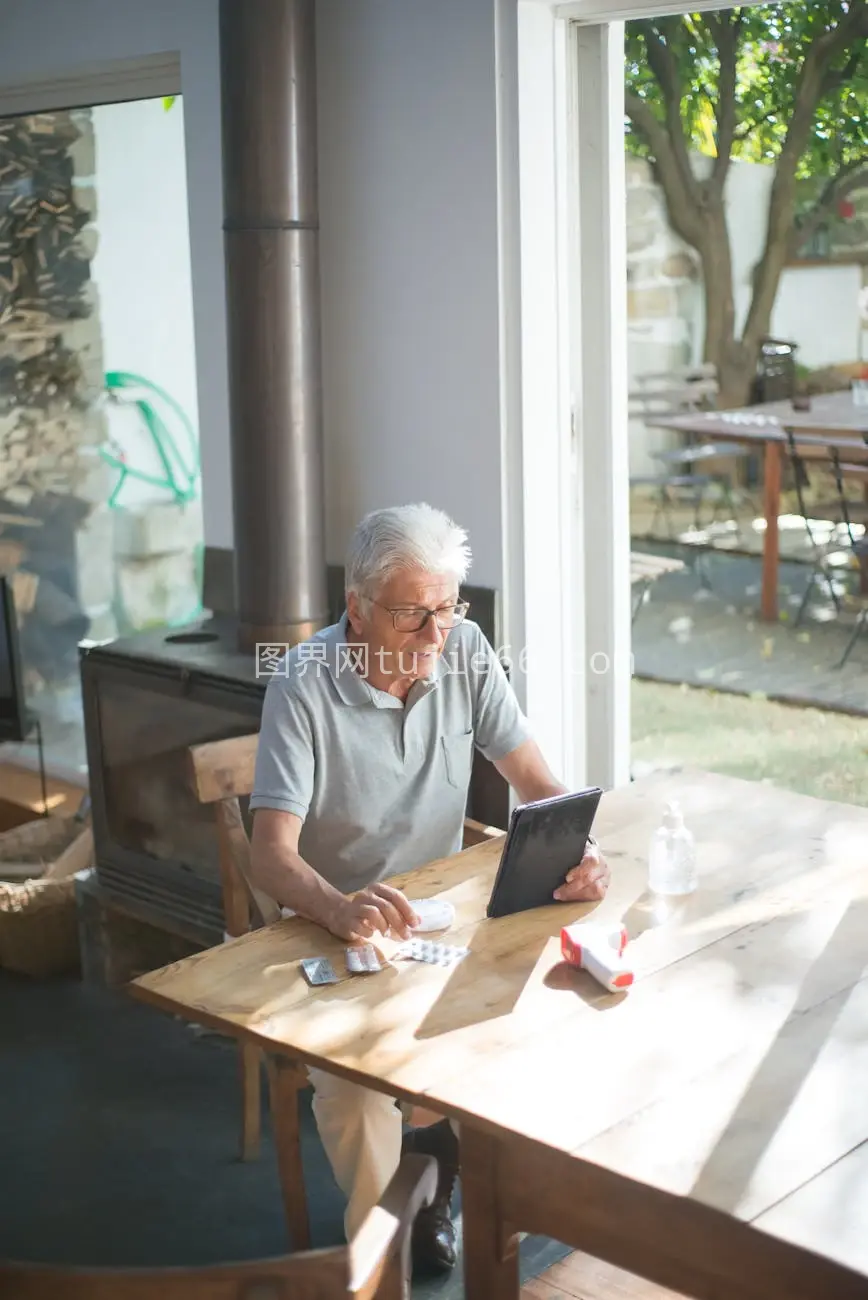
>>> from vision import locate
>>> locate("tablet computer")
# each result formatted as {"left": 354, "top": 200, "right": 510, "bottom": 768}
{"left": 486, "top": 786, "right": 603, "bottom": 919}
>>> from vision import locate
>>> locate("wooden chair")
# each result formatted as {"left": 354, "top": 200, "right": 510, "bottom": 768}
{"left": 187, "top": 732, "right": 503, "bottom": 1246}
{"left": 0, "top": 1153, "right": 436, "bottom": 1300}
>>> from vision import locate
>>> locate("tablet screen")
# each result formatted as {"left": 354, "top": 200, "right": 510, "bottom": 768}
{"left": 486, "top": 787, "right": 603, "bottom": 919}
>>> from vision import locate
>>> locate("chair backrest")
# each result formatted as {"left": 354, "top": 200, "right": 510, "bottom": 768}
{"left": 629, "top": 364, "right": 719, "bottom": 421}
{"left": 0, "top": 1248, "right": 350, "bottom": 1300}
{"left": 837, "top": 461, "right": 868, "bottom": 483}
{"left": 461, "top": 816, "right": 504, "bottom": 847}
{"left": 0, "top": 1152, "right": 437, "bottom": 1300}
{"left": 784, "top": 432, "right": 868, "bottom": 549}
{"left": 827, "top": 451, "right": 868, "bottom": 545}
{"left": 188, "top": 733, "right": 280, "bottom": 935}
{"left": 188, "top": 733, "right": 259, "bottom": 804}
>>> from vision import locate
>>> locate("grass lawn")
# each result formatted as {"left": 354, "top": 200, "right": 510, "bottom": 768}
{"left": 632, "top": 678, "right": 868, "bottom": 808}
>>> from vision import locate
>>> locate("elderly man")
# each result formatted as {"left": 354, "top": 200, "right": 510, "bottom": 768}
{"left": 249, "top": 502, "right": 610, "bottom": 1272}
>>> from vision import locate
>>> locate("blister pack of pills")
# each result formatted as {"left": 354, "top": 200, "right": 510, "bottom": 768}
{"left": 300, "top": 957, "right": 340, "bottom": 986}
{"left": 345, "top": 944, "right": 384, "bottom": 974}
{"left": 396, "top": 939, "right": 469, "bottom": 967}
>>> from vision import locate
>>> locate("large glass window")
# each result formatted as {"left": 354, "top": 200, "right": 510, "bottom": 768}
{"left": 0, "top": 96, "right": 202, "bottom": 781}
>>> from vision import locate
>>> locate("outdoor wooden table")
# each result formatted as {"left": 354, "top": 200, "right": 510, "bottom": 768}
{"left": 630, "top": 550, "right": 686, "bottom": 622}
{"left": 650, "top": 391, "right": 868, "bottom": 621}
{"left": 131, "top": 768, "right": 868, "bottom": 1300}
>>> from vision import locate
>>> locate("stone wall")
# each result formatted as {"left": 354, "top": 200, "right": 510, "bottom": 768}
{"left": 626, "top": 156, "right": 702, "bottom": 476}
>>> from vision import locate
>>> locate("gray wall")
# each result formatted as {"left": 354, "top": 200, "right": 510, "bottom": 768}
{"left": 317, "top": 0, "right": 507, "bottom": 587}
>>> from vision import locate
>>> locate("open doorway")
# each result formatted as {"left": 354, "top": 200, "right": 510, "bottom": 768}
{"left": 522, "top": 2, "right": 867, "bottom": 798}
{"left": 619, "top": 3, "right": 868, "bottom": 803}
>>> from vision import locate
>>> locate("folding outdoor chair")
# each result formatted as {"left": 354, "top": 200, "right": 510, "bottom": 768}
{"left": 629, "top": 364, "right": 757, "bottom": 541}
{"left": 784, "top": 429, "right": 868, "bottom": 668}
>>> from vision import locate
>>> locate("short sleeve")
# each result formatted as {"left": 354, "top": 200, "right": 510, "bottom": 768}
{"left": 470, "top": 627, "right": 533, "bottom": 762}
{"left": 249, "top": 677, "right": 315, "bottom": 819}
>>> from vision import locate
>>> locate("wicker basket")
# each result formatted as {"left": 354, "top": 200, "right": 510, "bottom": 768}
{"left": 0, "top": 814, "right": 85, "bottom": 878}
{"left": 0, "top": 876, "right": 80, "bottom": 978}
{"left": 0, "top": 815, "right": 86, "bottom": 978}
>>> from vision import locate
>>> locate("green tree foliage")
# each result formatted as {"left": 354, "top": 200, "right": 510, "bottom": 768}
{"left": 625, "top": 2, "right": 868, "bottom": 404}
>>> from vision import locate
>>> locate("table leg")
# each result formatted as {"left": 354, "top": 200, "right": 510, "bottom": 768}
{"left": 460, "top": 1126, "right": 520, "bottom": 1300}
{"left": 267, "top": 1054, "right": 311, "bottom": 1251}
{"left": 239, "top": 1042, "right": 262, "bottom": 1162}
{"left": 761, "top": 440, "right": 782, "bottom": 622}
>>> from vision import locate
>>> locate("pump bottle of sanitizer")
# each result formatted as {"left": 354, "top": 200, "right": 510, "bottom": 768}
{"left": 648, "top": 801, "right": 696, "bottom": 896}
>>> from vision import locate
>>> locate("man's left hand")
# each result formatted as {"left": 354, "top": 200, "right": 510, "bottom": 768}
{"left": 553, "top": 839, "right": 610, "bottom": 903}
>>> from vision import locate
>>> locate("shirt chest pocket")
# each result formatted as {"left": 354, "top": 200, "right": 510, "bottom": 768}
{"left": 441, "top": 729, "right": 475, "bottom": 789}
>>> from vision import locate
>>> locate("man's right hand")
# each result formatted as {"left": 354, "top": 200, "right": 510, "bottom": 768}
{"left": 331, "top": 882, "right": 421, "bottom": 943}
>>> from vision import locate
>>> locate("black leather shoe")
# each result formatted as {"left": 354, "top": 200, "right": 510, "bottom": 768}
{"left": 402, "top": 1119, "right": 460, "bottom": 1274}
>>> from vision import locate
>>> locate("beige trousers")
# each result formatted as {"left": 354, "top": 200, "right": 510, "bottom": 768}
{"left": 308, "top": 1067, "right": 405, "bottom": 1240}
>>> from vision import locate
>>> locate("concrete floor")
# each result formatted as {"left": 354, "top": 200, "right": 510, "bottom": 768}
{"left": 632, "top": 543, "right": 868, "bottom": 717}
{"left": 630, "top": 539, "right": 868, "bottom": 809}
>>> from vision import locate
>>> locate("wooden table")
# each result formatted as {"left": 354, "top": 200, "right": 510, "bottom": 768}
{"left": 131, "top": 769, "right": 868, "bottom": 1299}
{"left": 650, "top": 391, "right": 868, "bottom": 621}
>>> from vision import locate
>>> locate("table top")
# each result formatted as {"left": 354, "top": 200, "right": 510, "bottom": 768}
{"left": 132, "top": 767, "right": 868, "bottom": 1278}
{"left": 651, "top": 390, "right": 868, "bottom": 445}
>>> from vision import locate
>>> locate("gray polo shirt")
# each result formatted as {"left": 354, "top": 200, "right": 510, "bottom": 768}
{"left": 249, "top": 614, "right": 532, "bottom": 894}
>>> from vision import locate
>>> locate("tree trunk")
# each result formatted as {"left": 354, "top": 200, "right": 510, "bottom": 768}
{"left": 739, "top": 220, "right": 796, "bottom": 405}
{"left": 646, "top": 166, "right": 788, "bottom": 408}
{"left": 697, "top": 194, "right": 797, "bottom": 408}
{"left": 695, "top": 202, "right": 757, "bottom": 409}
{"left": 714, "top": 345, "right": 758, "bottom": 411}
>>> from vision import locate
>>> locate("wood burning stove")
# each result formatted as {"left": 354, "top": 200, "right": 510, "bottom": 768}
{"left": 80, "top": 618, "right": 265, "bottom": 946}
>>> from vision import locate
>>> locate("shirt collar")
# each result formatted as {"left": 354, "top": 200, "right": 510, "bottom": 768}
{"left": 322, "top": 612, "right": 446, "bottom": 709}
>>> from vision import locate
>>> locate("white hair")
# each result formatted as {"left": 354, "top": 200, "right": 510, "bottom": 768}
{"left": 345, "top": 502, "right": 472, "bottom": 600}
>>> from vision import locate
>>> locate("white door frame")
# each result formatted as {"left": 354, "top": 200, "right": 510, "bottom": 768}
{"left": 0, "top": 53, "right": 180, "bottom": 118}
{"left": 512, "top": 6, "right": 630, "bottom": 792}
{"left": 509, "top": 3, "right": 576, "bottom": 788}
{"left": 512, "top": 0, "right": 756, "bottom": 792}
{"left": 571, "top": 18, "right": 632, "bottom": 790}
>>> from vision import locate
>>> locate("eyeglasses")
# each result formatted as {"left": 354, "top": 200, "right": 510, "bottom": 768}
{"left": 371, "top": 600, "right": 470, "bottom": 633}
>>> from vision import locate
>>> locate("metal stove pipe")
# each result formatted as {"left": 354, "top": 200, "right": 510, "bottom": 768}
{"left": 219, "top": 0, "right": 329, "bottom": 652}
